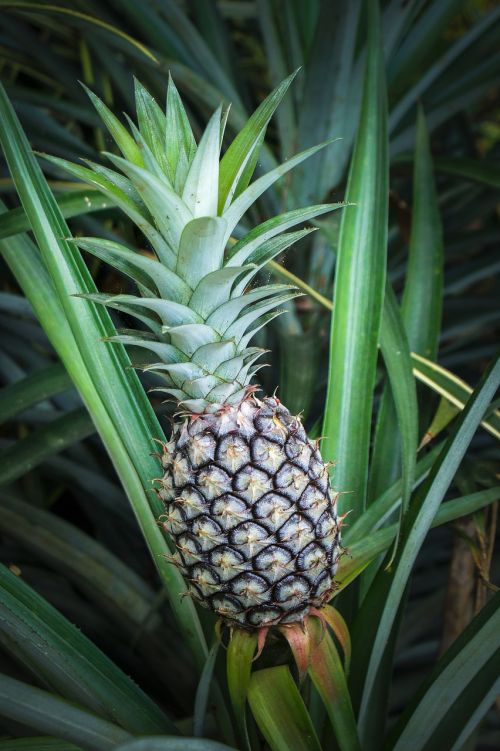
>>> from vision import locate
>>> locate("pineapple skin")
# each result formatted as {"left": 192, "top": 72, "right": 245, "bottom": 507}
{"left": 159, "top": 395, "right": 340, "bottom": 628}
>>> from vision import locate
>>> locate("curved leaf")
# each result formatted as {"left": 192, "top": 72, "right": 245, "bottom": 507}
{"left": 0, "top": 673, "right": 131, "bottom": 751}
{"left": 0, "top": 88, "right": 209, "bottom": 672}
{"left": 389, "top": 593, "right": 500, "bottom": 751}
{"left": 248, "top": 666, "right": 322, "bottom": 751}
{"left": 0, "top": 363, "right": 72, "bottom": 423}
{"left": 353, "top": 354, "right": 500, "bottom": 742}
{"left": 322, "top": 0, "right": 388, "bottom": 522}
{"left": 0, "top": 565, "right": 175, "bottom": 734}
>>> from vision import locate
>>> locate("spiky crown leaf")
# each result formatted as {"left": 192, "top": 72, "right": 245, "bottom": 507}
{"left": 44, "top": 74, "right": 343, "bottom": 412}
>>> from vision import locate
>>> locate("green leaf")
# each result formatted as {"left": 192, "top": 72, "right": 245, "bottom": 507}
{"left": 226, "top": 629, "right": 257, "bottom": 750}
{"left": 346, "top": 444, "right": 443, "bottom": 545}
{"left": 387, "top": 0, "right": 467, "bottom": 93}
{"left": 255, "top": 4, "right": 296, "bottom": 162}
{"left": 193, "top": 641, "right": 219, "bottom": 738}
{"left": 0, "top": 739, "right": 80, "bottom": 751}
{"left": 0, "top": 672, "right": 131, "bottom": 751}
{"left": 322, "top": 0, "right": 388, "bottom": 523}
{"left": 222, "top": 138, "right": 340, "bottom": 244}
{"left": 176, "top": 217, "right": 227, "bottom": 288}
{"left": 182, "top": 106, "right": 221, "bottom": 216}
{"left": 389, "top": 6, "right": 500, "bottom": 133}
{"left": 0, "top": 565, "right": 175, "bottom": 734}
{"left": 308, "top": 621, "right": 361, "bottom": 751}
{"left": 353, "top": 354, "right": 500, "bottom": 743}
{"left": 394, "top": 153, "right": 500, "bottom": 189}
{"left": 389, "top": 592, "right": 500, "bottom": 751}
{"left": 434, "top": 156, "right": 500, "bottom": 188}
{"left": 248, "top": 666, "right": 323, "bottom": 751}
{"left": 412, "top": 353, "right": 500, "bottom": 441}
{"left": 401, "top": 107, "right": 444, "bottom": 363}
{"left": 377, "top": 284, "right": 419, "bottom": 558}
{"left": 218, "top": 71, "right": 297, "bottom": 213}
{"left": 114, "top": 739, "right": 236, "bottom": 751}
{"left": 0, "top": 408, "right": 94, "bottom": 486}
{"left": 0, "top": 496, "right": 165, "bottom": 636}
{"left": 294, "top": 1, "right": 361, "bottom": 200}
{"left": 227, "top": 203, "right": 344, "bottom": 267}
{"left": 0, "top": 189, "right": 108, "bottom": 239}
{"left": 0, "top": 2, "right": 158, "bottom": 63}
{"left": 82, "top": 84, "right": 143, "bottom": 166}
{"left": 0, "top": 86, "right": 209, "bottom": 672}
{"left": 337, "top": 486, "right": 500, "bottom": 592}
{"left": 370, "top": 106, "right": 443, "bottom": 505}
{"left": 0, "top": 363, "right": 72, "bottom": 423}
{"left": 165, "top": 73, "right": 197, "bottom": 192}
{"left": 73, "top": 237, "right": 190, "bottom": 302}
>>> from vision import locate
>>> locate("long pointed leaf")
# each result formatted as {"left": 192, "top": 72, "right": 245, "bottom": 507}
{"left": 248, "top": 666, "right": 323, "bottom": 751}
{"left": 322, "top": 0, "right": 388, "bottom": 523}
{"left": 0, "top": 673, "right": 131, "bottom": 751}
{"left": 0, "top": 565, "right": 175, "bottom": 734}
{"left": 0, "top": 86, "right": 208, "bottom": 670}
{"left": 218, "top": 71, "right": 297, "bottom": 212}
{"left": 353, "top": 354, "right": 500, "bottom": 741}
{"left": 389, "top": 593, "right": 500, "bottom": 751}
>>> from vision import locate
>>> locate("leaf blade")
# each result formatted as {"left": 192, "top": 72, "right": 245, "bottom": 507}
{"left": 321, "top": 0, "right": 389, "bottom": 523}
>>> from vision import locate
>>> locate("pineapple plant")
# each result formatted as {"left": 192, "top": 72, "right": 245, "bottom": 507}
{"left": 43, "top": 74, "right": 345, "bottom": 630}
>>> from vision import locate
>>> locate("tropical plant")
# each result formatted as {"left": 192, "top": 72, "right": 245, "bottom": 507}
{"left": 0, "top": 2, "right": 499, "bottom": 751}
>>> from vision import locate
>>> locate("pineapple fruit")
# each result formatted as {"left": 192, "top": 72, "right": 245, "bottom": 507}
{"left": 45, "top": 74, "right": 343, "bottom": 629}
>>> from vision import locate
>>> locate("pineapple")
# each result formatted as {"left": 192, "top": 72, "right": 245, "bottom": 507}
{"left": 45, "top": 74, "right": 343, "bottom": 629}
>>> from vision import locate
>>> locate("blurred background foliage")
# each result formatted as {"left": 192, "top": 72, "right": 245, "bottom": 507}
{"left": 0, "top": 0, "right": 498, "bottom": 749}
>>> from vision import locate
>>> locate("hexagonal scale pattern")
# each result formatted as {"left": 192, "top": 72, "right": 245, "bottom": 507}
{"left": 159, "top": 396, "right": 341, "bottom": 628}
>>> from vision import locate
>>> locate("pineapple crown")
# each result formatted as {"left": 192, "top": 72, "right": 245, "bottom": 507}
{"left": 43, "top": 73, "right": 343, "bottom": 413}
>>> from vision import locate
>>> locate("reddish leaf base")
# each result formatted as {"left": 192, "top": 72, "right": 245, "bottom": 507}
{"left": 220, "top": 604, "right": 350, "bottom": 683}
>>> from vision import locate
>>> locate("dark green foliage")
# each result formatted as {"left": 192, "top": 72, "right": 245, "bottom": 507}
{"left": 0, "top": 2, "right": 498, "bottom": 749}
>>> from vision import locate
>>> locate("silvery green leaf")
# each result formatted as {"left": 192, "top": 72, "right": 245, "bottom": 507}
{"left": 176, "top": 217, "right": 228, "bottom": 289}
{"left": 238, "top": 310, "right": 287, "bottom": 350}
{"left": 105, "top": 335, "right": 185, "bottom": 364}
{"left": 182, "top": 375, "right": 222, "bottom": 400}
{"left": 166, "top": 74, "right": 197, "bottom": 191}
{"left": 225, "top": 292, "right": 301, "bottom": 343}
{"left": 134, "top": 77, "right": 170, "bottom": 177}
{"left": 218, "top": 70, "right": 298, "bottom": 213}
{"left": 125, "top": 115, "right": 172, "bottom": 185}
{"left": 213, "top": 355, "right": 245, "bottom": 381}
{"left": 182, "top": 106, "right": 222, "bottom": 216}
{"left": 228, "top": 203, "right": 344, "bottom": 266}
{"left": 105, "top": 153, "right": 192, "bottom": 252}
{"left": 232, "top": 229, "right": 316, "bottom": 297}
{"left": 207, "top": 284, "right": 294, "bottom": 334}
{"left": 168, "top": 324, "right": 220, "bottom": 358}
{"left": 222, "top": 138, "right": 340, "bottom": 244}
{"left": 78, "top": 293, "right": 163, "bottom": 336}
{"left": 41, "top": 154, "right": 175, "bottom": 268}
{"left": 74, "top": 237, "right": 190, "bottom": 304}
{"left": 102, "top": 296, "right": 202, "bottom": 327}
{"left": 189, "top": 266, "right": 253, "bottom": 318}
{"left": 192, "top": 341, "right": 237, "bottom": 372}
{"left": 153, "top": 362, "right": 207, "bottom": 388}
{"left": 83, "top": 84, "right": 143, "bottom": 166}
{"left": 206, "top": 382, "right": 242, "bottom": 403}
{"left": 81, "top": 158, "right": 147, "bottom": 207}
